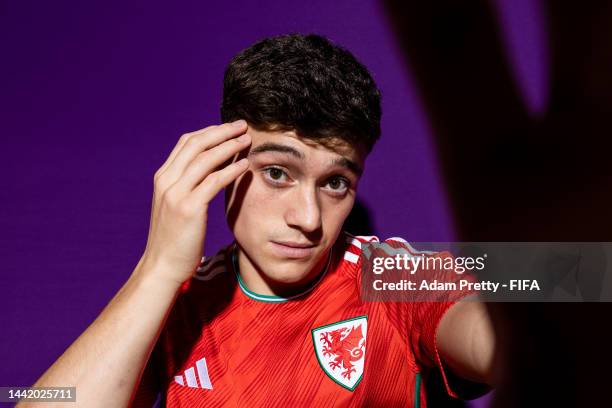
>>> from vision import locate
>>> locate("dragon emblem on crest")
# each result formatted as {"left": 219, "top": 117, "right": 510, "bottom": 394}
{"left": 320, "top": 324, "right": 366, "bottom": 380}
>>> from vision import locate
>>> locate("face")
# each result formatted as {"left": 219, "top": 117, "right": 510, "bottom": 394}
{"left": 225, "top": 126, "right": 367, "bottom": 289}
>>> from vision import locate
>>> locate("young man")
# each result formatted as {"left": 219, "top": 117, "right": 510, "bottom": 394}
{"left": 25, "top": 34, "right": 496, "bottom": 407}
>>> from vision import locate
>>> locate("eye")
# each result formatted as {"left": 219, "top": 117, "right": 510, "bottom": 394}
{"left": 262, "top": 166, "right": 290, "bottom": 184}
{"left": 267, "top": 168, "right": 285, "bottom": 180}
{"left": 323, "top": 176, "right": 350, "bottom": 195}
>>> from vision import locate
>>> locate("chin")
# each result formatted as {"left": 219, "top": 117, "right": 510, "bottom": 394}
{"left": 265, "top": 262, "right": 312, "bottom": 284}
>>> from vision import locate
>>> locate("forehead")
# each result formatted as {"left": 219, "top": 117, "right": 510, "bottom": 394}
{"left": 245, "top": 127, "right": 367, "bottom": 174}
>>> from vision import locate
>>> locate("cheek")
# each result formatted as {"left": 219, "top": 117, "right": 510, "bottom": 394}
{"left": 323, "top": 202, "right": 352, "bottom": 228}
{"left": 244, "top": 178, "right": 282, "bottom": 206}
{"left": 234, "top": 178, "right": 284, "bottom": 226}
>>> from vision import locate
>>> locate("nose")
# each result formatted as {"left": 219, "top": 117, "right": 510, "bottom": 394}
{"left": 285, "top": 184, "right": 322, "bottom": 233}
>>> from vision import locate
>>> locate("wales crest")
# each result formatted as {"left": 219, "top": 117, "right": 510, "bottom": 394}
{"left": 311, "top": 315, "right": 368, "bottom": 391}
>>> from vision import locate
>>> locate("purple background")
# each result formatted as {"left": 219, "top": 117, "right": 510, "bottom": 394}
{"left": 1, "top": 1, "right": 544, "bottom": 406}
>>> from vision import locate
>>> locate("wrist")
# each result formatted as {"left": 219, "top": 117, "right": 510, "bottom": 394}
{"left": 133, "top": 255, "right": 186, "bottom": 292}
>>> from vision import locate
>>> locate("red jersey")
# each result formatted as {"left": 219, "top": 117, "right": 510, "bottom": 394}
{"left": 136, "top": 231, "right": 471, "bottom": 407}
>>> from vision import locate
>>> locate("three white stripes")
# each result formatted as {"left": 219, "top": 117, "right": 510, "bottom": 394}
{"left": 343, "top": 235, "right": 379, "bottom": 264}
{"left": 174, "top": 357, "right": 213, "bottom": 389}
{"left": 342, "top": 235, "right": 434, "bottom": 264}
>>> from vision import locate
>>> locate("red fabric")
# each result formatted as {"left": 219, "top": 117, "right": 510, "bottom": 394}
{"left": 134, "top": 232, "right": 473, "bottom": 407}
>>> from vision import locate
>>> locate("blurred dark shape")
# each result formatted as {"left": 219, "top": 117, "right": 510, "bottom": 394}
{"left": 426, "top": 369, "right": 469, "bottom": 408}
{"left": 383, "top": 0, "right": 612, "bottom": 406}
{"left": 343, "top": 198, "right": 376, "bottom": 236}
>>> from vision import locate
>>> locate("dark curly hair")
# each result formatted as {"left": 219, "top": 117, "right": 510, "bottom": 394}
{"left": 221, "top": 34, "right": 382, "bottom": 153}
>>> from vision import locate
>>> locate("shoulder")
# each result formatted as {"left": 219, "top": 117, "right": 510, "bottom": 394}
{"left": 335, "top": 231, "right": 380, "bottom": 272}
{"left": 177, "top": 243, "right": 235, "bottom": 296}
{"left": 341, "top": 232, "right": 436, "bottom": 259}
{"left": 194, "top": 250, "right": 230, "bottom": 282}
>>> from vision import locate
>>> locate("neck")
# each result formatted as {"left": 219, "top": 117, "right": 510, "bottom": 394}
{"left": 233, "top": 244, "right": 332, "bottom": 299}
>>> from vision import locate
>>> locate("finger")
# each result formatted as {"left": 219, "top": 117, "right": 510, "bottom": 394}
{"left": 191, "top": 158, "right": 250, "bottom": 204}
{"left": 159, "top": 120, "right": 247, "bottom": 181}
{"left": 175, "top": 133, "right": 252, "bottom": 193}
{"left": 156, "top": 125, "right": 216, "bottom": 176}
{"left": 167, "top": 121, "right": 247, "bottom": 175}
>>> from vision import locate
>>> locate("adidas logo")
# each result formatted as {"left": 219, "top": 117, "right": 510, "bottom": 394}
{"left": 174, "top": 357, "right": 213, "bottom": 389}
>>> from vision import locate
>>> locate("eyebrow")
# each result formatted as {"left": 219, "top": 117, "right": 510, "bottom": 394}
{"left": 248, "top": 142, "right": 363, "bottom": 176}
{"left": 249, "top": 143, "right": 304, "bottom": 160}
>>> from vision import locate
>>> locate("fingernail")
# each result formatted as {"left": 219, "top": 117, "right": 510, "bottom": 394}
{"left": 237, "top": 133, "right": 250, "bottom": 142}
{"left": 232, "top": 119, "right": 246, "bottom": 127}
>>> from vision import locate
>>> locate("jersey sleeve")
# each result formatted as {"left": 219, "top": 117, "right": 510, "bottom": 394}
{"left": 371, "top": 237, "right": 479, "bottom": 399}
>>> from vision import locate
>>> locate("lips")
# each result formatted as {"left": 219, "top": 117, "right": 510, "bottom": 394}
{"left": 273, "top": 241, "right": 316, "bottom": 248}
{"left": 270, "top": 241, "right": 317, "bottom": 258}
